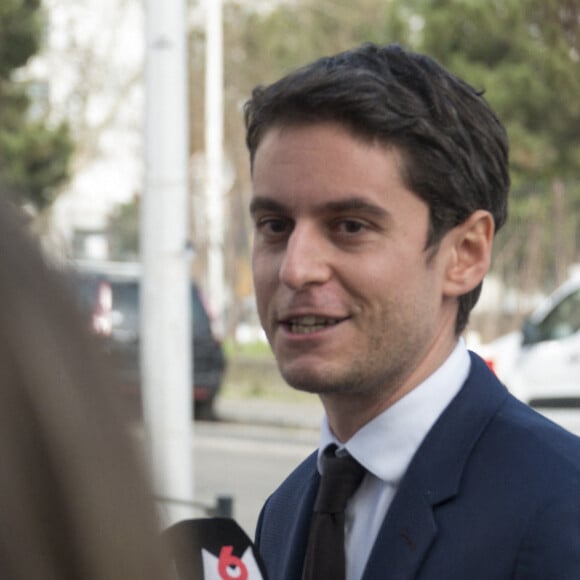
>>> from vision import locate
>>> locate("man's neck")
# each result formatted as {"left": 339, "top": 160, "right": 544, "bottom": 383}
{"left": 321, "top": 336, "right": 459, "bottom": 442}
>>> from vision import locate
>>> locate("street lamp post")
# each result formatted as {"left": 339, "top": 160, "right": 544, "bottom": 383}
{"left": 142, "top": 0, "right": 194, "bottom": 525}
{"left": 205, "top": 0, "right": 226, "bottom": 335}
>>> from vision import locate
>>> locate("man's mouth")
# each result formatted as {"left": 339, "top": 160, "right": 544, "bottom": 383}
{"left": 284, "top": 315, "right": 342, "bottom": 335}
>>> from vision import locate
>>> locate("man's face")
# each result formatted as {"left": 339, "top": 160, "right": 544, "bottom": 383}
{"left": 250, "top": 123, "right": 457, "bottom": 406}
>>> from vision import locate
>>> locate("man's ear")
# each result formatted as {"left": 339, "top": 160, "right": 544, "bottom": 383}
{"left": 443, "top": 210, "right": 495, "bottom": 298}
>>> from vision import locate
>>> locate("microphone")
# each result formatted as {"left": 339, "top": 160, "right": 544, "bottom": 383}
{"left": 164, "top": 518, "right": 268, "bottom": 580}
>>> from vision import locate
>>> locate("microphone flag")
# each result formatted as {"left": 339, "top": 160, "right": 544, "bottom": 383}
{"left": 164, "top": 517, "right": 268, "bottom": 580}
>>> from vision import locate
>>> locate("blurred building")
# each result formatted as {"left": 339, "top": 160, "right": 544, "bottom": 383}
{"left": 21, "top": 0, "right": 146, "bottom": 260}
{"left": 22, "top": 0, "right": 265, "bottom": 263}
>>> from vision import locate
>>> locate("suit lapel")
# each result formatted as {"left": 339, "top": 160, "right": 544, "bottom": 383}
{"left": 280, "top": 467, "right": 319, "bottom": 580}
{"left": 362, "top": 353, "right": 508, "bottom": 579}
{"left": 363, "top": 475, "right": 438, "bottom": 579}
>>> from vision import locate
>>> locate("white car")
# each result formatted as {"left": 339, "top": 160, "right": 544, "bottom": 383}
{"left": 481, "top": 271, "right": 580, "bottom": 411}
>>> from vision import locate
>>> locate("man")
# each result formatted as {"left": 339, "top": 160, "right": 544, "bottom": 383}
{"left": 244, "top": 43, "right": 580, "bottom": 579}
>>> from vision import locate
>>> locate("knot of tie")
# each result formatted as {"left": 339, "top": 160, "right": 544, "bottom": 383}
{"left": 314, "top": 445, "right": 366, "bottom": 513}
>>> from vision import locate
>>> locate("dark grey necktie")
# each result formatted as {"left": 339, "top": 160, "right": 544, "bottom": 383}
{"left": 302, "top": 445, "right": 366, "bottom": 580}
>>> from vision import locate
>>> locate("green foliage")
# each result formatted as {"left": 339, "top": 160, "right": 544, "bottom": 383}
{"left": 225, "top": 1, "right": 402, "bottom": 91}
{"left": 224, "top": 337, "right": 272, "bottom": 358}
{"left": 0, "top": 0, "right": 42, "bottom": 78}
{"left": 107, "top": 197, "right": 140, "bottom": 261}
{"left": 0, "top": 96, "right": 72, "bottom": 209}
{"left": 0, "top": 0, "right": 73, "bottom": 211}
{"left": 401, "top": 0, "right": 580, "bottom": 183}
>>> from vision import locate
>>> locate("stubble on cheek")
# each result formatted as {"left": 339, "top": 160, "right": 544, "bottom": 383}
{"left": 251, "top": 261, "right": 277, "bottom": 347}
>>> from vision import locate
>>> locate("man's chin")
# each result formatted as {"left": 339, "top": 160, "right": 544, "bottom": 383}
{"left": 278, "top": 365, "right": 353, "bottom": 395}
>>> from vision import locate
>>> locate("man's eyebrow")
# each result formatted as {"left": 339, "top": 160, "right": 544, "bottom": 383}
{"left": 249, "top": 196, "right": 390, "bottom": 219}
{"left": 324, "top": 198, "right": 389, "bottom": 217}
{"left": 249, "top": 197, "right": 287, "bottom": 215}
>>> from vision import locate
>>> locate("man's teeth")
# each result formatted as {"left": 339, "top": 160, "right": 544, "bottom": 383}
{"left": 287, "top": 316, "right": 339, "bottom": 334}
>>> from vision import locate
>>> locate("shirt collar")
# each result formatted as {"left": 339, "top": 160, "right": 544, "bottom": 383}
{"left": 318, "top": 339, "right": 470, "bottom": 483}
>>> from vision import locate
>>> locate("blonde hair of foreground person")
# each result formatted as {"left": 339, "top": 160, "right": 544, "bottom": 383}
{"left": 0, "top": 199, "right": 168, "bottom": 579}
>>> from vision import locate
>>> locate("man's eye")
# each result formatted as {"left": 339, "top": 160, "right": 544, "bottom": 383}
{"left": 258, "top": 218, "right": 289, "bottom": 235}
{"left": 336, "top": 219, "right": 366, "bottom": 234}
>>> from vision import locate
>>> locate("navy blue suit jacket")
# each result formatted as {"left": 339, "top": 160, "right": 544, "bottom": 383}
{"left": 255, "top": 353, "right": 580, "bottom": 579}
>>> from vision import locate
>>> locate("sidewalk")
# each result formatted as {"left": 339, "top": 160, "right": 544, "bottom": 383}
{"left": 214, "top": 395, "right": 324, "bottom": 431}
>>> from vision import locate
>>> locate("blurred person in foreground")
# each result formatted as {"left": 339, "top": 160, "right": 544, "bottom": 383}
{"left": 0, "top": 197, "right": 167, "bottom": 579}
{"left": 244, "top": 43, "right": 580, "bottom": 579}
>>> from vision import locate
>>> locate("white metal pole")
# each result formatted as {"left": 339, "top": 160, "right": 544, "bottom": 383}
{"left": 143, "top": 0, "right": 194, "bottom": 525}
{"left": 205, "top": 0, "right": 226, "bottom": 335}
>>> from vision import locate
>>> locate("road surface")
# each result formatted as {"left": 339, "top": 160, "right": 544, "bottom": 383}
{"left": 194, "top": 419, "right": 319, "bottom": 536}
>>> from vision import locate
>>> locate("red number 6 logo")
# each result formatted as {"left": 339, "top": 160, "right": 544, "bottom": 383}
{"left": 218, "top": 546, "right": 248, "bottom": 580}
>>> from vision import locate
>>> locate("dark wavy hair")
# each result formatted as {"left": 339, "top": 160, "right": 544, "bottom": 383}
{"left": 244, "top": 43, "right": 510, "bottom": 334}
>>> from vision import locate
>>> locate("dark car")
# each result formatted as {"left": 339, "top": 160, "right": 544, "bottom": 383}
{"left": 70, "top": 261, "right": 225, "bottom": 420}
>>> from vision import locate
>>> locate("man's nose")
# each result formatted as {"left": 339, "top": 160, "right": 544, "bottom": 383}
{"left": 279, "top": 224, "right": 332, "bottom": 290}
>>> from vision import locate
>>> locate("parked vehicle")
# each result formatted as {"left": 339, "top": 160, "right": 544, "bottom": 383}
{"left": 69, "top": 261, "right": 225, "bottom": 420}
{"left": 481, "top": 268, "right": 580, "bottom": 409}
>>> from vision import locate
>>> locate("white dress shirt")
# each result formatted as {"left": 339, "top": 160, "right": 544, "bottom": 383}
{"left": 316, "top": 340, "right": 471, "bottom": 580}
